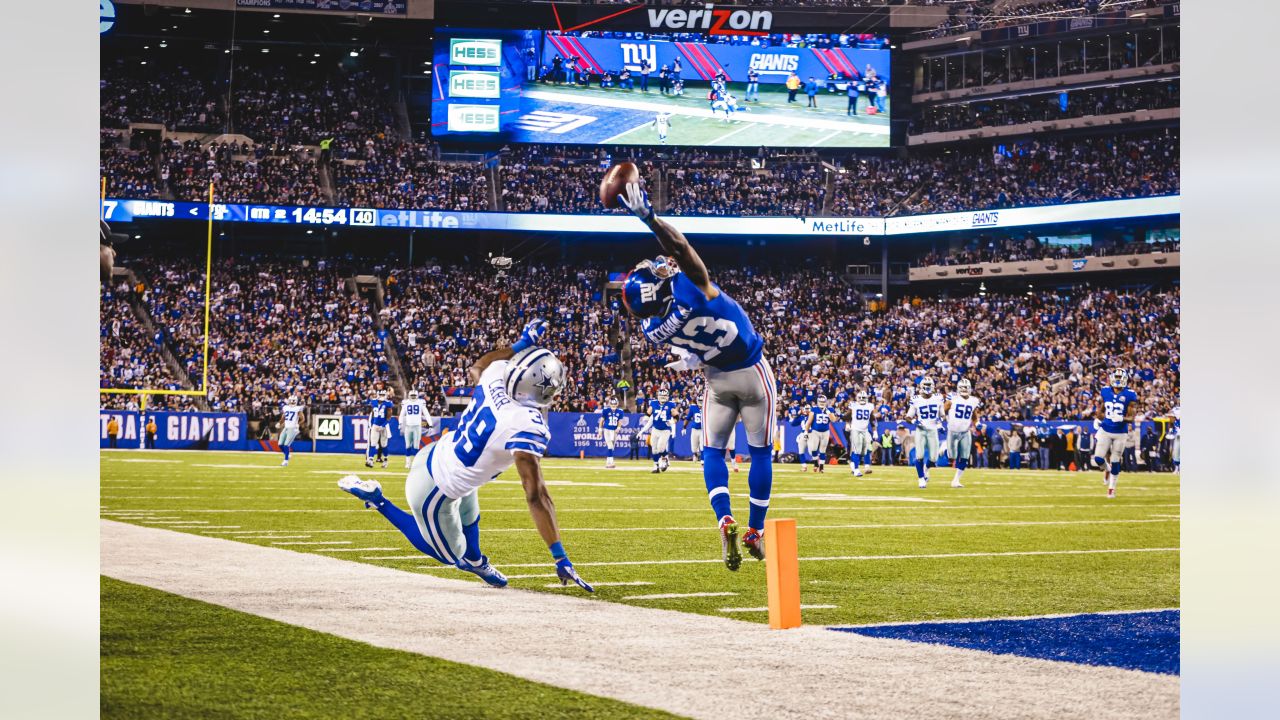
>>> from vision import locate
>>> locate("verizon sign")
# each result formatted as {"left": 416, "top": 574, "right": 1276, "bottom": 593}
{"left": 647, "top": 5, "right": 773, "bottom": 36}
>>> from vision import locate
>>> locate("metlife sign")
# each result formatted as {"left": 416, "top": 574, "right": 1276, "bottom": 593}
{"left": 449, "top": 38, "right": 502, "bottom": 66}
{"left": 448, "top": 71, "right": 502, "bottom": 99}
{"left": 883, "top": 196, "right": 1180, "bottom": 235}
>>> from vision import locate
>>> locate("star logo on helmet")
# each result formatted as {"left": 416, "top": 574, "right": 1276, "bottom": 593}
{"left": 535, "top": 372, "right": 562, "bottom": 392}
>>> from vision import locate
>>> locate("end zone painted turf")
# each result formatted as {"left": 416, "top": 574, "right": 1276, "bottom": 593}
{"left": 834, "top": 610, "right": 1180, "bottom": 675}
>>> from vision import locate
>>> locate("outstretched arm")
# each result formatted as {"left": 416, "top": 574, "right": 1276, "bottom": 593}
{"left": 515, "top": 451, "right": 593, "bottom": 592}
{"left": 618, "top": 182, "right": 717, "bottom": 298}
{"left": 466, "top": 319, "right": 549, "bottom": 383}
{"left": 468, "top": 348, "right": 513, "bottom": 384}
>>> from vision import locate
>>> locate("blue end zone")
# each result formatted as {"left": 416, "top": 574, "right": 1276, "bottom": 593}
{"left": 832, "top": 610, "right": 1179, "bottom": 675}
{"left": 509, "top": 97, "right": 654, "bottom": 144}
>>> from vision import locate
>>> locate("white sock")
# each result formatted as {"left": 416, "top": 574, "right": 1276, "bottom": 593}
{"left": 954, "top": 469, "right": 965, "bottom": 483}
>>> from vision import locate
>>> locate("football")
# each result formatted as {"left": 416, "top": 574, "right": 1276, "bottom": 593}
{"left": 599, "top": 161, "right": 639, "bottom": 209}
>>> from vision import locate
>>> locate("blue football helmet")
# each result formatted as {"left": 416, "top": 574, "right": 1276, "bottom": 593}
{"left": 621, "top": 258, "right": 677, "bottom": 318}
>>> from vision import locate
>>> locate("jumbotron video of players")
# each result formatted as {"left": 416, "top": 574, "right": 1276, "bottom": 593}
{"left": 93, "top": 1, "right": 1186, "bottom": 718}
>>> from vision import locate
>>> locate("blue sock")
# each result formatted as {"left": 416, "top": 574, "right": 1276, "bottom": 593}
{"left": 819, "top": 452, "right": 826, "bottom": 463}
{"left": 702, "top": 447, "right": 732, "bottom": 520}
{"left": 909, "top": 448, "right": 917, "bottom": 466}
{"left": 281, "top": 444, "right": 290, "bottom": 460}
{"left": 1110, "top": 461, "right": 1121, "bottom": 479}
{"left": 850, "top": 452, "right": 860, "bottom": 469}
{"left": 957, "top": 458, "right": 969, "bottom": 471}
{"left": 864, "top": 451, "right": 872, "bottom": 466}
{"left": 374, "top": 498, "right": 444, "bottom": 563}
{"left": 462, "top": 517, "right": 482, "bottom": 563}
{"left": 746, "top": 445, "right": 773, "bottom": 530}
{"left": 915, "top": 460, "right": 927, "bottom": 479}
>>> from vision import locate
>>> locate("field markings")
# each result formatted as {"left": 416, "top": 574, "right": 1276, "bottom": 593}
{"left": 545, "top": 580, "right": 654, "bottom": 589}
{"left": 624, "top": 592, "right": 737, "bottom": 601}
{"left": 720, "top": 605, "right": 839, "bottom": 613}
{"left": 830, "top": 607, "right": 1181, "bottom": 630}
{"left": 475, "top": 518, "right": 1179, "bottom": 533}
{"left": 98, "top": 502, "right": 1184, "bottom": 515}
{"left": 364, "top": 547, "right": 1179, "bottom": 566}
{"left": 102, "top": 520, "right": 1178, "bottom": 720}
{"left": 235, "top": 535, "right": 312, "bottom": 540}
{"left": 270, "top": 540, "right": 353, "bottom": 546}
{"left": 314, "top": 547, "right": 403, "bottom": 553}
{"left": 706, "top": 121, "right": 759, "bottom": 145}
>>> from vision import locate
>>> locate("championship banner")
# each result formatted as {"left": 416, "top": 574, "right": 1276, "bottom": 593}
{"left": 234, "top": 0, "right": 406, "bottom": 15}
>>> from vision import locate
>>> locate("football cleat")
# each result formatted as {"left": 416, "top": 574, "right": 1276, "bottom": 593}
{"left": 918, "top": 479, "right": 928, "bottom": 489}
{"left": 281, "top": 459, "right": 289, "bottom": 467}
{"left": 742, "top": 527, "right": 765, "bottom": 561}
{"left": 1107, "top": 487, "right": 1116, "bottom": 499}
{"left": 651, "top": 466, "right": 661, "bottom": 474}
{"left": 719, "top": 516, "right": 742, "bottom": 571}
{"left": 456, "top": 556, "right": 509, "bottom": 588}
{"left": 365, "top": 457, "right": 374, "bottom": 468}
{"left": 951, "top": 480, "right": 964, "bottom": 488}
{"left": 380, "top": 458, "right": 388, "bottom": 468}
{"left": 338, "top": 476, "right": 384, "bottom": 509}
{"left": 853, "top": 470, "right": 863, "bottom": 477}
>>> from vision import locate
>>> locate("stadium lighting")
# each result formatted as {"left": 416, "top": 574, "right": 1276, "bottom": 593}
{"left": 263, "top": 30, "right": 270, "bottom": 34}
{"left": 273, "top": 13, "right": 281, "bottom": 18}
{"left": 350, "top": 50, "right": 359, "bottom": 57}
{"left": 261, "top": 48, "right": 270, "bottom": 53}
{"left": 139, "top": 61, "right": 147, "bottom": 65}
{"left": 184, "top": 8, "right": 190, "bottom": 12}
{"left": 310, "top": 60, "right": 317, "bottom": 65}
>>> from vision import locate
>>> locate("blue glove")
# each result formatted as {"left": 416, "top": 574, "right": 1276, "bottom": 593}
{"left": 512, "top": 318, "right": 548, "bottom": 353}
{"left": 555, "top": 557, "right": 594, "bottom": 593}
{"left": 617, "top": 182, "right": 654, "bottom": 222}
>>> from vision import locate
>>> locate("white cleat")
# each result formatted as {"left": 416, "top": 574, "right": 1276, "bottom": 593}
{"left": 338, "top": 475, "right": 385, "bottom": 509}
{"left": 281, "top": 459, "right": 289, "bottom": 467}
{"left": 918, "top": 479, "right": 928, "bottom": 489}
{"left": 1107, "top": 487, "right": 1116, "bottom": 499}
{"left": 951, "top": 480, "right": 964, "bottom": 489}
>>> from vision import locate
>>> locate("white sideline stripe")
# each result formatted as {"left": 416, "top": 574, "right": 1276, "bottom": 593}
{"left": 707, "top": 122, "right": 757, "bottom": 145}
{"left": 314, "top": 547, "right": 402, "bottom": 553}
{"left": 467, "top": 518, "right": 1179, "bottom": 533}
{"left": 98, "top": 502, "right": 1183, "bottom": 514}
{"left": 111, "top": 458, "right": 181, "bottom": 463}
{"left": 720, "top": 605, "right": 839, "bottom": 613}
{"left": 102, "top": 521, "right": 1177, "bottom": 719}
{"left": 362, "top": 547, "right": 1179, "bottom": 565}
{"left": 523, "top": 89, "right": 892, "bottom": 135}
{"left": 545, "top": 581, "right": 654, "bottom": 588}
{"left": 830, "top": 607, "right": 1181, "bottom": 630}
{"left": 271, "top": 541, "right": 353, "bottom": 546}
{"left": 142, "top": 520, "right": 209, "bottom": 525}
{"left": 237, "top": 535, "right": 311, "bottom": 540}
{"left": 192, "top": 463, "right": 280, "bottom": 469}
{"left": 625, "top": 592, "right": 737, "bottom": 601}
{"left": 491, "top": 480, "right": 625, "bottom": 488}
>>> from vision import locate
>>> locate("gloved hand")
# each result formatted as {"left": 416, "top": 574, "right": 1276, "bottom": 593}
{"left": 617, "top": 182, "right": 654, "bottom": 222}
{"left": 664, "top": 347, "right": 703, "bottom": 372}
{"left": 512, "top": 318, "right": 548, "bottom": 353}
{"left": 555, "top": 557, "right": 594, "bottom": 592}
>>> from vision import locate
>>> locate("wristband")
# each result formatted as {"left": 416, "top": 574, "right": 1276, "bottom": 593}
{"left": 511, "top": 338, "right": 531, "bottom": 353}
{"left": 549, "top": 541, "right": 566, "bottom": 560}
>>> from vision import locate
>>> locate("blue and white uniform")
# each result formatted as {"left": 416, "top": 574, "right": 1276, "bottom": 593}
{"left": 1095, "top": 385, "right": 1139, "bottom": 464}
{"left": 847, "top": 401, "right": 875, "bottom": 456}
{"left": 945, "top": 394, "right": 981, "bottom": 462}
{"left": 405, "top": 360, "right": 551, "bottom": 565}
{"left": 399, "top": 395, "right": 432, "bottom": 463}
{"left": 367, "top": 397, "right": 394, "bottom": 459}
{"left": 279, "top": 403, "right": 303, "bottom": 448}
{"left": 1170, "top": 405, "right": 1180, "bottom": 469}
{"left": 599, "top": 405, "right": 624, "bottom": 464}
{"left": 647, "top": 399, "right": 677, "bottom": 455}
{"left": 642, "top": 273, "right": 773, "bottom": 450}
{"left": 908, "top": 393, "right": 944, "bottom": 465}
{"left": 805, "top": 405, "right": 836, "bottom": 460}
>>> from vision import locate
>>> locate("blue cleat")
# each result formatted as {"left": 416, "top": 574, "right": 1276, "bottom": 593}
{"left": 457, "top": 556, "right": 509, "bottom": 588}
{"left": 338, "top": 475, "right": 384, "bottom": 509}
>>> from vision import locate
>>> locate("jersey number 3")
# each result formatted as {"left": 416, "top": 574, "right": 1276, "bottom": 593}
{"left": 670, "top": 317, "right": 738, "bottom": 361}
{"left": 455, "top": 388, "right": 497, "bottom": 467}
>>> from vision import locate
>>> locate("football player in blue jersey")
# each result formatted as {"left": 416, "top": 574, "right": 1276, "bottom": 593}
{"left": 641, "top": 388, "right": 679, "bottom": 473}
{"left": 1094, "top": 369, "right": 1139, "bottom": 498}
{"left": 618, "top": 182, "right": 776, "bottom": 571}
{"left": 366, "top": 389, "right": 394, "bottom": 468}
{"left": 683, "top": 396, "right": 705, "bottom": 465}
{"left": 804, "top": 395, "right": 836, "bottom": 473}
{"left": 598, "top": 396, "right": 625, "bottom": 469}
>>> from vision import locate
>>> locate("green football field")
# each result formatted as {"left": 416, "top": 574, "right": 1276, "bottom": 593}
{"left": 521, "top": 83, "right": 891, "bottom": 147}
{"left": 101, "top": 450, "right": 1179, "bottom": 626}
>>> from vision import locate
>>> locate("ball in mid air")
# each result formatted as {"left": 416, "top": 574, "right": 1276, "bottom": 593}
{"left": 599, "top": 162, "right": 639, "bottom": 209}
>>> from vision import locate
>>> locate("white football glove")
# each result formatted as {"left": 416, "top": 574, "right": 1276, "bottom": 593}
{"left": 664, "top": 347, "right": 703, "bottom": 373}
{"left": 617, "top": 182, "right": 654, "bottom": 222}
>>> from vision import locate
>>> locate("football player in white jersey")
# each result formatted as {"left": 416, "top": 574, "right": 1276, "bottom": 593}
{"left": 847, "top": 391, "right": 876, "bottom": 477}
{"left": 338, "top": 320, "right": 593, "bottom": 592}
{"left": 398, "top": 389, "right": 433, "bottom": 469}
{"left": 1169, "top": 404, "right": 1180, "bottom": 473}
{"left": 906, "top": 377, "right": 944, "bottom": 489}
{"left": 653, "top": 112, "right": 673, "bottom": 143}
{"left": 278, "top": 395, "right": 305, "bottom": 467}
{"left": 943, "top": 379, "right": 981, "bottom": 488}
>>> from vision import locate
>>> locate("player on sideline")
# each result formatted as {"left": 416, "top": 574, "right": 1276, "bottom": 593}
{"left": 1169, "top": 403, "right": 1180, "bottom": 473}
{"left": 278, "top": 395, "right": 305, "bottom": 467}
{"left": 1094, "top": 369, "right": 1139, "bottom": 498}
{"left": 338, "top": 320, "right": 593, "bottom": 592}
{"left": 399, "top": 389, "right": 433, "bottom": 469}
{"left": 653, "top": 112, "right": 673, "bottom": 144}
{"left": 617, "top": 182, "right": 775, "bottom": 571}
{"left": 684, "top": 396, "right": 705, "bottom": 465}
{"left": 803, "top": 395, "right": 836, "bottom": 473}
{"left": 943, "top": 379, "right": 981, "bottom": 488}
{"left": 641, "top": 387, "right": 678, "bottom": 473}
{"left": 598, "top": 396, "right": 624, "bottom": 469}
{"left": 847, "top": 390, "right": 875, "bottom": 477}
{"left": 907, "top": 377, "right": 944, "bottom": 488}
{"left": 366, "top": 389, "right": 394, "bottom": 468}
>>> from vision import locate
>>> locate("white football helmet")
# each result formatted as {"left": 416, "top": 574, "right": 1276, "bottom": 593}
{"left": 856, "top": 390, "right": 868, "bottom": 404}
{"left": 607, "top": 396, "right": 618, "bottom": 407}
{"left": 1109, "top": 369, "right": 1127, "bottom": 389}
{"left": 657, "top": 388, "right": 670, "bottom": 402}
{"left": 407, "top": 389, "right": 419, "bottom": 400}
{"left": 504, "top": 347, "right": 565, "bottom": 409}
{"left": 919, "top": 377, "right": 935, "bottom": 396}
{"left": 286, "top": 395, "right": 299, "bottom": 405}
{"left": 957, "top": 379, "right": 972, "bottom": 397}
{"left": 377, "top": 389, "right": 389, "bottom": 401}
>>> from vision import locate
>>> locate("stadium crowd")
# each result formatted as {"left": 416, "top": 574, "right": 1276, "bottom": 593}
{"left": 665, "top": 163, "right": 827, "bottom": 218}
{"left": 100, "top": 280, "right": 196, "bottom": 411}
{"left": 913, "top": 81, "right": 1179, "bottom": 134}
{"left": 161, "top": 138, "right": 325, "bottom": 205}
{"left": 915, "top": 235, "right": 1179, "bottom": 267}
{"left": 333, "top": 136, "right": 491, "bottom": 210}
{"left": 100, "top": 131, "right": 158, "bottom": 199}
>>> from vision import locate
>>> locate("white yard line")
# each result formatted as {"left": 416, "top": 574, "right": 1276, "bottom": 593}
{"left": 314, "top": 547, "right": 403, "bottom": 553}
{"left": 270, "top": 541, "right": 353, "bottom": 546}
{"left": 102, "top": 520, "right": 1178, "bottom": 720}
{"left": 362, "top": 547, "right": 1179, "bottom": 566}
{"left": 706, "top": 121, "right": 759, "bottom": 145}
{"left": 545, "top": 581, "right": 654, "bottom": 589}
{"left": 624, "top": 592, "right": 737, "bottom": 601}
{"left": 720, "top": 605, "right": 839, "bottom": 613}
{"left": 98, "top": 502, "right": 1184, "bottom": 514}
{"left": 466, "top": 518, "right": 1179, "bottom": 533}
